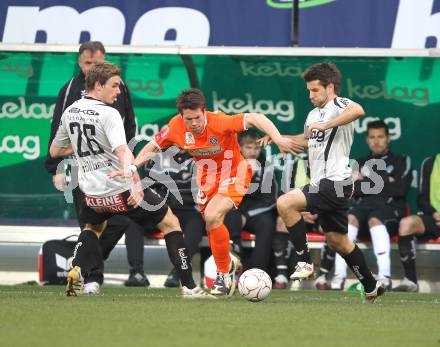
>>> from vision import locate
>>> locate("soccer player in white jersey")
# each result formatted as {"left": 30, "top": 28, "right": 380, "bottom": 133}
{"left": 273, "top": 62, "right": 385, "bottom": 302}
{"left": 50, "top": 61, "right": 210, "bottom": 298}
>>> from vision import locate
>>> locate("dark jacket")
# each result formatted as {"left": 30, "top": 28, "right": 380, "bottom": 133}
{"left": 239, "top": 156, "right": 278, "bottom": 215}
{"left": 417, "top": 155, "right": 438, "bottom": 215}
{"left": 353, "top": 151, "right": 412, "bottom": 209}
{"left": 44, "top": 71, "right": 136, "bottom": 175}
{"left": 145, "top": 151, "right": 197, "bottom": 211}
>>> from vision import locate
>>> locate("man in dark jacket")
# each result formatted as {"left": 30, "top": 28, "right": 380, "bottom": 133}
{"left": 331, "top": 120, "right": 412, "bottom": 291}
{"left": 393, "top": 153, "right": 440, "bottom": 292}
{"left": 44, "top": 41, "right": 143, "bottom": 289}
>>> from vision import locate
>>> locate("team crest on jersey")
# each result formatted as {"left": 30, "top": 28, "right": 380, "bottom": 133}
{"left": 339, "top": 98, "right": 350, "bottom": 106}
{"left": 386, "top": 165, "right": 394, "bottom": 174}
{"left": 209, "top": 136, "right": 218, "bottom": 145}
{"left": 185, "top": 132, "right": 195, "bottom": 145}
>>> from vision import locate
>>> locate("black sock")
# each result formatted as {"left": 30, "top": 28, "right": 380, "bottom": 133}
{"left": 273, "top": 232, "right": 289, "bottom": 277}
{"left": 398, "top": 235, "right": 417, "bottom": 283}
{"left": 319, "top": 243, "right": 335, "bottom": 277}
{"left": 164, "top": 231, "right": 196, "bottom": 289}
{"left": 72, "top": 229, "right": 103, "bottom": 282}
{"left": 287, "top": 218, "right": 311, "bottom": 263}
{"left": 341, "top": 244, "right": 376, "bottom": 293}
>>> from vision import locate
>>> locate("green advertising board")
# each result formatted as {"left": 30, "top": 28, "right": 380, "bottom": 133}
{"left": 0, "top": 50, "right": 439, "bottom": 221}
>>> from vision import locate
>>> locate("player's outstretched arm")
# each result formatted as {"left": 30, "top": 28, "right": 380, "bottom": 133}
{"left": 49, "top": 143, "right": 73, "bottom": 158}
{"left": 133, "top": 141, "right": 161, "bottom": 168}
{"left": 246, "top": 113, "right": 304, "bottom": 155}
{"left": 109, "top": 141, "right": 160, "bottom": 179}
{"left": 286, "top": 134, "right": 308, "bottom": 148}
{"left": 257, "top": 134, "right": 308, "bottom": 149}
{"left": 307, "top": 102, "right": 364, "bottom": 136}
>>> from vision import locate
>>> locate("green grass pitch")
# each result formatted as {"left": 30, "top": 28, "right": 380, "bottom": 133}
{"left": 0, "top": 286, "right": 439, "bottom": 347}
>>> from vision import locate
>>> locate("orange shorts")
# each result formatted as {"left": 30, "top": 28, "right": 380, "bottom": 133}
{"left": 197, "top": 165, "right": 252, "bottom": 214}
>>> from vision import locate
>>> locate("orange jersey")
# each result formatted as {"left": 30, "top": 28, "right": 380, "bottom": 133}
{"left": 154, "top": 111, "right": 252, "bottom": 208}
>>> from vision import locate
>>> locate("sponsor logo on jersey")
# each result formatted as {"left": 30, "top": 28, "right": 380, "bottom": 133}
{"left": 188, "top": 146, "right": 222, "bottom": 156}
{"left": 69, "top": 108, "right": 99, "bottom": 116}
{"left": 309, "top": 128, "right": 325, "bottom": 142}
{"left": 154, "top": 126, "right": 170, "bottom": 143}
{"left": 85, "top": 193, "right": 128, "bottom": 213}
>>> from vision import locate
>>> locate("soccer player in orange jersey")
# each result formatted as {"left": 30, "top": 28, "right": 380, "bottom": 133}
{"left": 116, "top": 88, "right": 302, "bottom": 297}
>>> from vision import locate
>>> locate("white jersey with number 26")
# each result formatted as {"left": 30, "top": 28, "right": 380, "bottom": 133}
{"left": 53, "top": 97, "right": 131, "bottom": 197}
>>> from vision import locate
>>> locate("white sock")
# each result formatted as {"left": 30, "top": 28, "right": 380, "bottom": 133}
{"left": 334, "top": 225, "right": 359, "bottom": 278}
{"left": 370, "top": 224, "right": 391, "bottom": 278}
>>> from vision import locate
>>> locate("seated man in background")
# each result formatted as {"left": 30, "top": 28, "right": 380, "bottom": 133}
{"left": 331, "top": 120, "right": 412, "bottom": 291}
{"left": 124, "top": 148, "right": 206, "bottom": 288}
{"left": 224, "top": 130, "right": 278, "bottom": 273}
{"left": 394, "top": 153, "right": 440, "bottom": 292}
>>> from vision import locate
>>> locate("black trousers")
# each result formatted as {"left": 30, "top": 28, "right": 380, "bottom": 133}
{"left": 225, "top": 208, "right": 276, "bottom": 272}
{"left": 124, "top": 208, "right": 206, "bottom": 275}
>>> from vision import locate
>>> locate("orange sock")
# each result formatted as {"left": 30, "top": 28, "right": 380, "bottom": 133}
{"left": 207, "top": 224, "right": 231, "bottom": 273}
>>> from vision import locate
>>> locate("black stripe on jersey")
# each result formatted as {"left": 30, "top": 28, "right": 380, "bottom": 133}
{"left": 323, "top": 127, "right": 338, "bottom": 175}
{"left": 333, "top": 98, "right": 343, "bottom": 108}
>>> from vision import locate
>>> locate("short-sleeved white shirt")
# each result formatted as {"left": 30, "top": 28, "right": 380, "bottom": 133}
{"left": 53, "top": 97, "right": 131, "bottom": 197}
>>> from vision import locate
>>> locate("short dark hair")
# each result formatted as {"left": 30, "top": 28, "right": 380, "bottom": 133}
{"left": 303, "top": 62, "right": 341, "bottom": 94}
{"left": 85, "top": 61, "right": 120, "bottom": 92}
{"left": 238, "top": 129, "right": 261, "bottom": 145}
{"left": 79, "top": 41, "right": 106, "bottom": 55}
{"left": 367, "top": 120, "right": 389, "bottom": 136}
{"left": 176, "top": 88, "right": 206, "bottom": 114}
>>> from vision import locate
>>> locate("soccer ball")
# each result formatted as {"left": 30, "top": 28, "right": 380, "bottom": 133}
{"left": 238, "top": 268, "right": 272, "bottom": 302}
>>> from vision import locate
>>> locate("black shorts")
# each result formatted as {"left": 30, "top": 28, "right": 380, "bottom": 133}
{"left": 349, "top": 203, "right": 406, "bottom": 236}
{"left": 419, "top": 214, "right": 440, "bottom": 240}
{"left": 78, "top": 188, "right": 169, "bottom": 229}
{"left": 301, "top": 178, "right": 353, "bottom": 234}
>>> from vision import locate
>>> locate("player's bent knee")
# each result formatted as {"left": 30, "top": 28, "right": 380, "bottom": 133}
{"left": 205, "top": 213, "right": 223, "bottom": 230}
{"left": 157, "top": 208, "right": 182, "bottom": 234}
{"left": 368, "top": 217, "right": 383, "bottom": 228}
{"left": 398, "top": 216, "right": 416, "bottom": 236}
{"left": 204, "top": 210, "right": 223, "bottom": 230}
{"left": 348, "top": 214, "right": 359, "bottom": 228}
{"left": 326, "top": 233, "right": 353, "bottom": 255}
{"left": 276, "top": 195, "right": 294, "bottom": 216}
{"left": 84, "top": 221, "right": 107, "bottom": 237}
